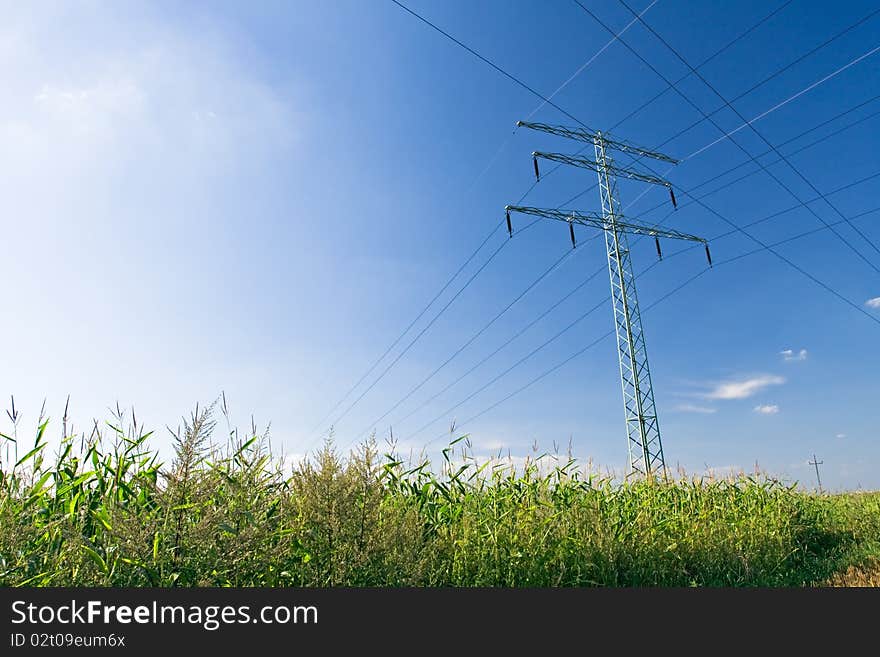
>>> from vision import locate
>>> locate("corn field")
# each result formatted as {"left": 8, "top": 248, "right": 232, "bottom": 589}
{"left": 1, "top": 402, "right": 878, "bottom": 587}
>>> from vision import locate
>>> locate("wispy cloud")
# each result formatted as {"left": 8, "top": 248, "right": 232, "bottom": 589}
{"left": 704, "top": 464, "right": 743, "bottom": 477}
{"left": 835, "top": 433, "right": 846, "bottom": 439}
{"left": 753, "top": 404, "right": 779, "bottom": 415}
{"left": 479, "top": 440, "right": 508, "bottom": 452}
{"left": 866, "top": 297, "right": 880, "bottom": 309}
{"left": 780, "top": 348, "right": 807, "bottom": 362}
{"left": 672, "top": 403, "right": 717, "bottom": 414}
{"left": 703, "top": 375, "right": 785, "bottom": 400}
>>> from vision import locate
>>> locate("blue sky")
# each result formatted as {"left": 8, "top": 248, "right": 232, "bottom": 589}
{"left": 1, "top": 0, "right": 878, "bottom": 490}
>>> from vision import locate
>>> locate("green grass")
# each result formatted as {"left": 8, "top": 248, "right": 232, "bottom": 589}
{"left": 1, "top": 402, "right": 877, "bottom": 587}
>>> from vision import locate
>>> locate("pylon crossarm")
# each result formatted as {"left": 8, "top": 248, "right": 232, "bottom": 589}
{"left": 505, "top": 205, "right": 706, "bottom": 244}
{"left": 532, "top": 152, "right": 672, "bottom": 188}
{"left": 517, "top": 120, "right": 678, "bottom": 164}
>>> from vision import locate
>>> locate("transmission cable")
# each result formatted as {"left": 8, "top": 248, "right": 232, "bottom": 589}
{"left": 423, "top": 203, "right": 880, "bottom": 447}
{"left": 611, "top": 0, "right": 795, "bottom": 129}
{"left": 302, "top": 220, "right": 504, "bottom": 440}
{"left": 373, "top": 1, "right": 880, "bottom": 446}
{"left": 377, "top": 84, "right": 880, "bottom": 446}
{"left": 307, "top": 0, "right": 658, "bottom": 443}
{"left": 350, "top": 245, "right": 579, "bottom": 442}
{"left": 390, "top": 163, "right": 880, "bottom": 441}
{"left": 320, "top": 1, "right": 874, "bottom": 448}
{"left": 410, "top": 171, "right": 880, "bottom": 444}
{"left": 574, "top": 0, "right": 880, "bottom": 275}
{"left": 647, "top": 5, "right": 880, "bottom": 155}
{"left": 348, "top": 26, "right": 880, "bottom": 446}
{"left": 619, "top": 0, "right": 880, "bottom": 260}
{"left": 632, "top": 95, "right": 880, "bottom": 220}
{"left": 534, "top": 21, "right": 880, "bottom": 230}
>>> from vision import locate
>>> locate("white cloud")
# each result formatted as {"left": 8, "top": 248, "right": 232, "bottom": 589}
{"left": 835, "top": 433, "right": 846, "bottom": 439}
{"left": 780, "top": 348, "right": 807, "bottom": 362}
{"left": 34, "top": 78, "right": 145, "bottom": 131}
{"left": 753, "top": 404, "right": 779, "bottom": 415}
{"left": 704, "top": 464, "right": 743, "bottom": 477}
{"left": 704, "top": 375, "right": 785, "bottom": 400}
{"left": 673, "top": 403, "right": 717, "bottom": 414}
{"left": 866, "top": 297, "right": 880, "bottom": 309}
{"left": 0, "top": 4, "right": 306, "bottom": 459}
{"left": 480, "top": 440, "right": 508, "bottom": 452}
{"left": 0, "top": 9, "right": 298, "bottom": 192}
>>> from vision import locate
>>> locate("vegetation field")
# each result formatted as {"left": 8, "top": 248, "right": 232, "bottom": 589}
{"left": 1, "top": 404, "right": 878, "bottom": 587}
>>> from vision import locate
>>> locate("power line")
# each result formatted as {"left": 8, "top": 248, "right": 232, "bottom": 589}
{"left": 411, "top": 173, "right": 880, "bottom": 445}
{"left": 350, "top": 245, "right": 578, "bottom": 442}
{"left": 389, "top": 0, "right": 594, "bottom": 131}
{"left": 341, "top": 1, "right": 665, "bottom": 444}
{"left": 393, "top": 267, "right": 607, "bottom": 429}
{"left": 363, "top": 69, "right": 880, "bottom": 448}
{"left": 674, "top": 171, "right": 880, "bottom": 252}
{"left": 663, "top": 195, "right": 880, "bottom": 264}
{"left": 575, "top": 0, "right": 880, "bottom": 275}
{"left": 322, "top": 233, "right": 510, "bottom": 438}
{"left": 632, "top": 95, "right": 880, "bottom": 220}
{"left": 619, "top": 0, "right": 880, "bottom": 262}
{"left": 611, "top": 0, "right": 795, "bottom": 130}
{"left": 686, "top": 44, "right": 880, "bottom": 160}
{"left": 490, "top": 0, "right": 832, "bottom": 215}
{"left": 523, "top": 0, "right": 660, "bottom": 122}
{"left": 704, "top": 207, "right": 880, "bottom": 269}
{"left": 327, "top": 1, "right": 877, "bottom": 451}
{"left": 321, "top": 202, "right": 603, "bottom": 450}
{"left": 360, "top": 52, "right": 870, "bottom": 446}
{"left": 414, "top": 296, "right": 610, "bottom": 442}
{"left": 383, "top": 0, "right": 821, "bottom": 211}
{"left": 307, "top": 0, "right": 657, "bottom": 444}
{"left": 651, "top": 5, "right": 880, "bottom": 154}
{"left": 617, "top": 44, "right": 880, "bottom": 216}
{"left": 688, "top": 193, "right": 880, "bottom": 319}
{"left": 466, "top": 1, "right": 657, "bottom": 193}
{"left": 640, "top": 211, "right": 880, "bottom": 325}
{"left": 364, "top": 1, "right": 880, "bottom": 454}
{"left": 424, "top": 265, "right": 709, "bottom": 447}
{"left": 318, "top": 214, "right": 578, "bottom": 451}
{"left": 399, "top": 168, "right": 880, "bottom": 443}
{"left": 559, "top": 95, "right": 880, "bottom": 213}
{"left": 491, "top": 3, "right": 673, "bottom": 194}
{"left": 658, "top": 184, "right": 880, "bottom": 343}
{"left": 303, "top": 220, "right": 504, "bottom": 440}
{"left": 587, "top": 8, "right": 880, "bottom": 215}
{"left": 620, "top": 105, "right": 880, "bottom": 240}
{"left": 424, "top": 203, "right": 880, "bottom": 447}
{"left": 525, "top": 1, "right": 801, "bottom": 184}
{"left": 544, "top": 38, "right": 880, "bottom": 223}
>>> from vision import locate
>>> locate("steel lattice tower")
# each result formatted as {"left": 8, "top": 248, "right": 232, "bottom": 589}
{"left": 594, "top": 134, "right": 663, "bottom": 475}
{"left": 508, "top": 121, "right": 712, "bottom": 476}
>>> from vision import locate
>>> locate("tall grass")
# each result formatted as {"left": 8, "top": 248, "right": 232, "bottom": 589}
{"left": 1, "top": 401, "right": 877, "bottom": 587}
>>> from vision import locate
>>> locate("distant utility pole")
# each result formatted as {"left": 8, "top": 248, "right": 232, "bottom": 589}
{"left": 808, "top": 453, "right": 824, "bottom": 493}
{"left": 508, "top": 121, "right": 711, "bottom": 477}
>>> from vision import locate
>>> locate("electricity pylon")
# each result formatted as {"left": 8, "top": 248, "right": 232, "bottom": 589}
{"left": 507, "top": 120, "right": 711, "bottom": 476}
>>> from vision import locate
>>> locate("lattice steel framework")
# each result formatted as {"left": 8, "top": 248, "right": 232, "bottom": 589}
{"left": 509, "top": 121, "right": 711, "bottom": 476}
{"left": 594, "top": 135, "right": 662, "bottom": 475}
